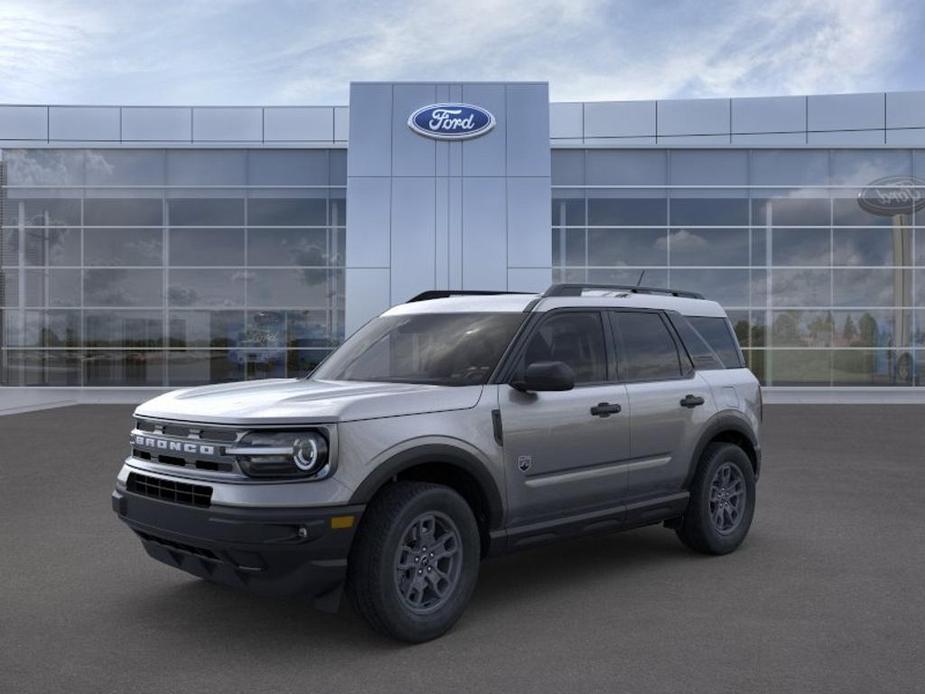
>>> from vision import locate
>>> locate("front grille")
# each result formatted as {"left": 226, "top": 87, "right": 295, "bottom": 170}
{"left": 131, "top": 418, "right": 243, "bottom": 476}
{"left": 127, "top": 472, "right": 212, "bottom": 508}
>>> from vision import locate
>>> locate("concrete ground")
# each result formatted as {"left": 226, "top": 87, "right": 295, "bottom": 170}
{"left": 1, "top": 405, "right": 923, "bottom": 694}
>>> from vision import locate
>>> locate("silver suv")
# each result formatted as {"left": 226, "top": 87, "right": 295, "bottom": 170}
{"left": 112, "top": 283, "right": 761, "bottom": 642}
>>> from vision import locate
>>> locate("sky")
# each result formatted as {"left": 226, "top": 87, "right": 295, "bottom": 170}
{"left": 0, "top": 0, "right": 923, "bottom": 105}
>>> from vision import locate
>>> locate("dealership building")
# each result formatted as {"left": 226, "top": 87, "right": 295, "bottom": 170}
{"left": 1, "top": 81, "right": 925, "bottom": 407}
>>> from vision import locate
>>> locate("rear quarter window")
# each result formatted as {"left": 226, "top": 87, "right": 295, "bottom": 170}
{"left": 686, "top": 316, "right": 745, "bottom": 368}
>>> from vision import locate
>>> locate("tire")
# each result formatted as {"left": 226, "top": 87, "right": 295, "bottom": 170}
{"left": 346, "top": 481, "right": 480, "bottom": 643}
{"left": 676, "top": 443, "right": 756, "bottom": 555}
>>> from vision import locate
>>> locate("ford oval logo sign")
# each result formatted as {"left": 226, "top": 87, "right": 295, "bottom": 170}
{"left": 858, "top": 176, "right": 925, "bottom": 216}
{"left": 408, "top": 103, "right": 495, "bottom": 140}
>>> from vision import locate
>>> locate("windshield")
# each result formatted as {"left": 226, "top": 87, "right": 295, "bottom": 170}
{"left": 312, "top": 312, "right": 526, "bottom": 386}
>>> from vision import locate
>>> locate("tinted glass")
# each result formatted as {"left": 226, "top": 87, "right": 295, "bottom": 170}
{"left": 687, "top": 316, "right": 744, "bottom": 367}
{"left": 521, "top": 312, "right": 607, "bottom": 384}
{"left": 313, "top": 313, "right": 525, "bottom": 386}
{"left": 612, "top": 312, "right": 681, "bottom": 381}
{"left": 670, "top": 315, "right": 723, "bottom": 369}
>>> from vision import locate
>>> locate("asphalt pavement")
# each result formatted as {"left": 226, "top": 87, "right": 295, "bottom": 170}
{"left": 2, "top": 404, "right": 924, "bottom": 693}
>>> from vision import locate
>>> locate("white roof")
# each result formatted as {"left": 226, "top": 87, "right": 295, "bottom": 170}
{"left": 383, "top": 290, "right": 728, "bottom": 318}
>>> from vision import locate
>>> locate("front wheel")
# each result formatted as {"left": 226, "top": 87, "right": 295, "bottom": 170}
{"left": 676, "top": 443, "right": 756, "bottom": 555}
{"left": 347, "top": 481, "right": 480, "bottom": 643}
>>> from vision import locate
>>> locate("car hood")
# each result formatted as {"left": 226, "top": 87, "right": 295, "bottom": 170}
{"left": 134, "top": 378, "right": 484, "bottom": 425}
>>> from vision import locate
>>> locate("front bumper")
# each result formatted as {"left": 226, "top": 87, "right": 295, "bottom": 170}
{"left": 112, "top": 486, "right": 364, "bottom": 602}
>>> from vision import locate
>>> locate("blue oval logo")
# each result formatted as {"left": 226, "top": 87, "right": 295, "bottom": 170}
{"left": 408, "top": 103, "right": 495, "bottom": 140}
{"left": 858, "top": 176, "right": 925, "bottom": 216}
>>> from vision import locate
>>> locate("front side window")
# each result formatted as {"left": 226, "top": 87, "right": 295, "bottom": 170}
{"left": 312, "top": 312, "right": 525, "bottom": 386}
{"left": 612, "top": 312, "right": 682, "bottom": 381}
{"left": 519, "top": 312, "right": 607, "bottom": 384}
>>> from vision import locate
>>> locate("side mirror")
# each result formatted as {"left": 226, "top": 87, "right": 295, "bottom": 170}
{"left": 512, "top": 361, "right": 575, "bottom": 392}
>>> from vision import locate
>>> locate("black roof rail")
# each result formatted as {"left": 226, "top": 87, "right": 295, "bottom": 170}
{"left": 406, "top": 289, "right": 532, "bottom": 303}
{"left": 542, "top": 283, "right": 705, "bottom": 300}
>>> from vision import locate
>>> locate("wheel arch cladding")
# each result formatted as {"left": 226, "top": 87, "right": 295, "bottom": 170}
{"left": 349, "top": 444, "right": 504, "bottom": 557}
{"left": 686, "top": 414, "right": 760, "bottom": 486}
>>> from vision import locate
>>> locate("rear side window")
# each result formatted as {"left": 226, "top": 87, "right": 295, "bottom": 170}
{"left": 611, "top": 312, "right": 683, "bottom": 381}
{"left": 670, "top": 315, "right": 725, "bottom": 370}
{"left": 687, "top": 316, "right": 744, "bottom": 368}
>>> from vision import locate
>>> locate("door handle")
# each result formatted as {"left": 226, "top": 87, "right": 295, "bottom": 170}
{"left": 680, "top": 394, "right": 705, "bottom": 408}
{"left": 590, "top": 402, "right": 622, "bottom": 417}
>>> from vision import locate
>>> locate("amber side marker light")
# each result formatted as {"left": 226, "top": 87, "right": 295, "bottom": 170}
{"left": 330, "top": 515, "right": 355, "bottom": 529}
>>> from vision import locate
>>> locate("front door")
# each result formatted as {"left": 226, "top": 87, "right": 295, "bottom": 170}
{"left": 500, "top": 310, "right": 630, "bottom": 526}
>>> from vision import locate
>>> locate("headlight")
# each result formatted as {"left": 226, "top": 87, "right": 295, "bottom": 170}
{"left": 229, "top": 430, "right": 330, "bottom": 479}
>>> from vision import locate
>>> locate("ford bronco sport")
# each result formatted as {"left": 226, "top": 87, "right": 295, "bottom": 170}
{"left": 112, "top": 283, "right": 762, "bottom": 642}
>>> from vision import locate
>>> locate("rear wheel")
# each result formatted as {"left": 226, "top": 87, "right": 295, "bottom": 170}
{"left": 676, "top": 443, "right": 755, "bottom": 555}
{"left": 347, "top": 481, "right": 480, "bottom": 642}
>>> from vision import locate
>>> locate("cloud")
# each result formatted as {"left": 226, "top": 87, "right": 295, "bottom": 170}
{"left": 0, "top": 0, "right": 919, "bottom": 105}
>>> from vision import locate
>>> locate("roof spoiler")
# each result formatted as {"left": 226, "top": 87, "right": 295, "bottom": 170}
{"left": 542, "top": 283, "right": 704, "bottom": 300}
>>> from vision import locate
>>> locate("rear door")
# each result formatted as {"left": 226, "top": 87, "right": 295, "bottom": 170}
{"left": 608, "top": 310, "right": 716, "bottom": 504}
{"left": 499, "top": 309, "right": 630, "bottom": 526}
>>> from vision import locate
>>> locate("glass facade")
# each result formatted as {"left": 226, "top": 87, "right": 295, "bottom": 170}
{"left": 552, "top": 149, "right": 925, "bottom": 387}
{"left": 0, "top": 148, "right": 346, "bottom": 386}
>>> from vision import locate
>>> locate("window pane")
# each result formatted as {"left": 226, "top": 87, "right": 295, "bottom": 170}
{"left": 670, "top": 198, "right": 749, "bottom": 226}
{"left": 833, "top": 310, "right": 911, "bottom": 348}
{"left": 613, "top": 311, "right": 681, "bottom": 381}
{"left": 9, "top": 198, "right": 82, "bottom": 226}
{"left": 6, "top": 350, "right": 82, "bottom": 386}
{"left": 247, "top": 229, "right": 329, "bottom": 266}
{"left": 670, "top": 150, "right": 747, "bottom": 185}
{"left": 167, "top": 350, "right": 245, "bottom": 386}
{"left": 84, "top": 228, "right": 163, "bottom": 266}
{"left": 168, "top": 228, "right": 245, "bottom": 266}
{"left": 770, "top": 228, "right": 830, "bottom": 266}
{"left": 669, "top": 269, "right": 750, "bottom": 306}
{"left": 770, "top": 269, "right": 830, "bottom": 307}
{"left": 586, "top": 150, "right": 665, "bottom": 185}
{"left": 670, "top": 315, "right": 723, "bottom": 369}
{"left": 751, "top": 197, "right": 829, "bottom": 226}
{"left": 551, "top": 150, "right": 585, "bottom": 185}
{"left": 168, "top": 310, "right": 245, "bottom": 348}
{"left": 5, "top": 150, "right": 84, "bottom": 186}
{"left": 668, "top": 228, "right": 748, "bottom": 266}
{"left": 833, "top": 268, "right": 901, "bottom": 306}
{"left": 551, "top": 197, "right": 586, "bottom": 226}
{"left": 85, "top": 150, "right": 165, "bottom": 185}
{"left": 833, "top": 228, "right": 904, "bottom": 266}
{"left": 766, "top": 350, "right": 831, "bottom": 386}
{"left": 587, "top": 267, "right": 668, "bottom": 288}
{"left": 23, "top": 310, "right": 80, "bottom": 347}
{"left": 24, "top": 227, "right": 81, "bottom": 266}
{"left": 769, "top": 310, "right": 833, "bottom": 347}
{"left": 166, "top": 150, "right": 246, "bottom": 185}
{"left": 524, "top": 312, "right": 607, "bottom": 383}
{"left": 85, "top": 310, "right": 163, "bottom": 347}
{"left": 24, "top": 269, "right": 81, "bottom": 307}
{"left": 833, "top": 197, "right": 897, "bottom": 226}
{"left": 247, "top": 198, "right": 326, "bottom": 226}
{"left": 288, "top": 349, "right": 331, "bottom": 377}
{"left": 588, "top": 197, "right": 667, "bottom": 226}
{"left": 1, "top": 229, "right": 19, "bottom": 266}
{"left": 248, "top": 150, "right": 330, "bottom": 185}
{"left": 832, "top": 350, "right": 911, "bottom": 386}
{"left": 84, "top": 199, "right": 163, "bottom": 226}
{"left": 168, "top": 269, "right": 246, "bottom": 307}
{"left": 84, "top": 351, "right": 164, "bottom": 386}
{"left": 247, "top": 269, "right": 341, "bottom": 307}
{"left": 588, "top": 229, "right": 667, "bottom": 266}
{"left": 830, "top": 150, "right": 912, "bottom": 185}
{"left": 168, "top": 198, "right": 244, "bottom": 226}
{"left": 749, "top": 150, "right": 829, "bottom": 186}
{"left": 84, "top": 268, "right": 163, "bottom": 307}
